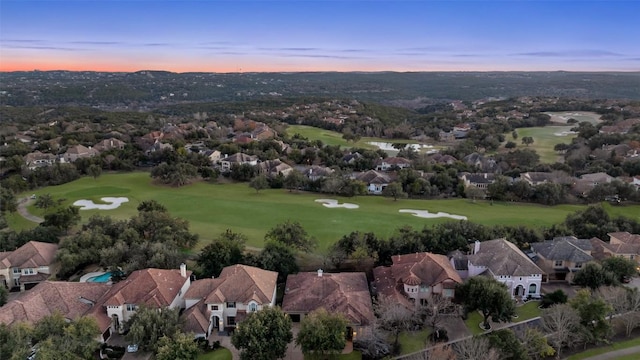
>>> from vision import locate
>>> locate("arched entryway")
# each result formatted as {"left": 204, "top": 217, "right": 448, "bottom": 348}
{"left": 513, "top": 285, "right": 525, "bottom": 297}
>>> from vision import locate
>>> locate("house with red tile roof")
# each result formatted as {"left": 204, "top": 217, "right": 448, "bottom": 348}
{"left": 182, "top": 264, "right": 277, "bottom": 338}
{"left": 282, "top": 270, "right": 374, "bottom": 339}
{"left": 373, "top": 252, "right": 462, "bottom": 308}
{"left": 0, "top": 241, "right": 58, "bottom": 290}
{"left": 0, "top": 281, "right": 112, "bottom": 341}
{"left": 104, "top": 264, "right": 191, "bottom": 333}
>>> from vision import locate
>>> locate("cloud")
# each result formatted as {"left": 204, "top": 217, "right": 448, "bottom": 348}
{"left": 2, "top": 44, "right": 87, "bottom": 51}
{"left": 142, "top": 43, "right": 172, "bottom": 47}
{"left": 1, "top": 39, "right": 45, "bottom": 43}
{"left": 513, "top": 50, "right": 624, "bottom": 58}
{"left": 71, "top": 41, "right": 122, "bottom": 45}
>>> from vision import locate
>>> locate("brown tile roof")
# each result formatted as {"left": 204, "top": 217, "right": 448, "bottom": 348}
{"left": 182, "top": 299, "right": 209, "bottom": 335}
{"left": 0, "top": 281, "right": 110, "bottom": 327}
{"left": 103, "top": 268, "right": 191, "bottom": 308}
{"left": 282, "top": 272, "right": 375, "bottom": 326}
{"left": 469, "top": 239, "right": 544, "bottom": 277}
{"left": 609, "top": 232, "right": 640, "bottom": 245}
{"left": 186, "top": 265, "right": 277, "bottom": 305}
{"left": 372, "top": 266, "right": 412, "bottom": 308}
{"left": 388, "top": 252, "right": 463, "bottom": 287}
{"left": 0, "top": 241, "right": 58, "bottom": 269}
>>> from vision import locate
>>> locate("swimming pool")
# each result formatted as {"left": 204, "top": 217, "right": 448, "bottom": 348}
{"left": 87, "top": 272, "right": 113, "bottom": 283}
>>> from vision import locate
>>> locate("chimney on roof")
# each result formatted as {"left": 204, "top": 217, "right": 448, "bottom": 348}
{"left": 317, "top": 269, "right": 323, "bottom": 277}
{"left": 180, "top": 263, "right": 187, "bottom": 278}
{"left": 474, "top": 240, "right": 481, "bottom": 254}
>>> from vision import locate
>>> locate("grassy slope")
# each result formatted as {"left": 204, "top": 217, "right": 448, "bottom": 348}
{"left": 567, "top": 337, "right": 640, "bottom": 360}
{"left": 285, "top": 125, "right": 432, "bottom": 151}
{"left": 10, "top": 172, "right": 640, "bottom": 252}
{"left": 398, "top": 329, "right": 431, "bottom": 354}
{"left": 197, "top": 348, "right": 232, "bottom": 360}
{"left": 510, "top": 126, "right": 576, "bottom": 164}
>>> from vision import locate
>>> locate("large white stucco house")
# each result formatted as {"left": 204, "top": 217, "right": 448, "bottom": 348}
{"left": 465, "top": 239, "right": 544, "bottom": 300}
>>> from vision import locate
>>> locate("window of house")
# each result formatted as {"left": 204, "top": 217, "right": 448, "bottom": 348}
{"left": 227, "top": 316, "right": 236, "bottom": 326}
{"left": 631, "top": 255, "right": 635, "bottom": 260}
{"left": 12, "top": 268, "right": 20, "bottom": 274}
{"left": 227, "top": 302, "right": 236, "bottom": 308}
{"left": 443, "top": 289, "right": 454, "bottom": 297}
{"left": 126, "top": 304, "right": 137, "bottom": 311}
{"left": 554, "top": 260, "right": 563, "bottom": 267}
{"left": 211, "top": 305, "right": 219, "bottom": 311}
{"left": 528, "top": 284, "right": 537, "bottom": 294}
{"left": 575, "top": 262, "right": 582, "bottom": 269}
{"left": 249, "top": 303, "right": 257, "bottom": 312}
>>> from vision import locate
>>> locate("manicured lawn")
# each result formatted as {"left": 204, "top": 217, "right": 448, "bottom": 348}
{"left": 285, "top": 125, "right": 440, "bottom": 153}
{"left": 398, "top": 329, "right": 431, "bottom": 354}
{"left": 464, "top": 311, "right": 487, "bottom": 336}
{"left": 508, "top": 126, "right": 577, "bottom": 164}
{"left": 567, "top": 336, "right": 640, "bottom": 360}
{"left": 514, "top": 301, "right": 541, "bottom": 321}
{"left": 9, "top": 172, "right": 640, "bottom": 252}
{"left": 197, "top": 347, "right": 232, "bottom": 360}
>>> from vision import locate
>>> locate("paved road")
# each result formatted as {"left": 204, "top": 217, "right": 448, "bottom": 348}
{"left": 577, "top": 345, "right": 640, "bottom": 360}
{"left": 17, "top": 197, "right": 44, "bottom": 223}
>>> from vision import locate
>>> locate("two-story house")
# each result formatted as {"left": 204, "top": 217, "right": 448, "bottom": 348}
{"left": 24, "top": 151, "right": 57, "bottom": 170}
{"left": 282, "top": 270, "right": 374, "bottom": 340}
{"left": 375, "top": 157, "right": 412, "bottom": 171}
{"left": 531, "top": 236, "right": 602, "bottom": 282}
{"left": 62, "top": 145, "right": 99, "bottom": 163}
{"left": 465, "top": 239, "right": 544, "bottom": 300}
{"left": 459, "top": 173, "right": 497, "bottom": 190}
{"left": 603, "top": 232, "right": 640, "bottom": 265}
{"left": 355, "top": 170, "right": 392, "bottom": 194}
{"left": 219, "top": 153, "right": 259, "bottom": 173}
{"left": 104, "top": 264, "right": 192, "bottom": 333}
{"left": 0, "top": 241, "right": 58, "bottom": 290}
{"left": 182, "top": 265, "right": 277, "bottom": 338}
{"left": 374, "top": 252, "right": 462, "bottom": 308}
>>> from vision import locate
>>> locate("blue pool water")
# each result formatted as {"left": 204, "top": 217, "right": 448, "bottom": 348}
{"left": 87, "top": 272, "right": 112, "bottom": 283}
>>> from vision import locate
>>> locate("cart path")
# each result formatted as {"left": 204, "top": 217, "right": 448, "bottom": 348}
{"left": 17, "top": 197, "right": 44, "bottom": 223}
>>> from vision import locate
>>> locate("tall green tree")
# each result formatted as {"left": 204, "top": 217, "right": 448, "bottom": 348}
{"left": 283, "top": 170, "right": 305, "bottom": 192}
{"left": 197, "top": 229, "right": 246, "bottom": 278}
{"left": 249, "top": 174, "right": 269, "bottom": 193}
{"left": 34, "top": 193, "right": 56, "bottom": 212}
{"left": 231, "top": 306, "right": 293, "bottom": 360}
{"left": 570, "top": 289, "right": 612, "bottom": 344}
{"left": 296, "top": 308, "right": 348, "bottom": 357}
{"left": 41, "top": 206, "right": 81, "bottom": 232}
{"left": 521, "top": 136, "right": 534, "bottom": 146}
{"left": 457, "top": 277, "right": 515, "bottom": 330}
{"left": 264, "top": 220, "right": 317, "bottom": 252}
{"left": 258, "top": 240, "right": 299, "bottom": 283}
{"left": 382, "top": 182, "right": 407, "bottom": 201}
{"left": 572, "top": 262, "right": 617, "bottom": 290}
{"left": 127, "top": 306, "right": 182, "bottom": 352}
{"left": 601, "top": 256, "right": 638, "bottom": 282}
{"left": 0, "top": 188, "right": 17, "bottom": 213}
{"left": 87, "top": 164, "right": 102, "bottom": 180}
{"left": 155, "top": 331, "right": 200, "bottom": 360}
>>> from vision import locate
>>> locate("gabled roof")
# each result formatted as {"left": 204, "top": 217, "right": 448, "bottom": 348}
{"left": 103, "top": 268, "right": 190, "bottom": 307}
{"left": 377, "top": 157, "right": 411, "bottom": 166}
{"left": 356, "top": 170, "right": 391, "bottom": 184}
{"left": 580, "top": 172, "right": 614, "bottom": 183}
{"left": 461, "top": 173, "right": 496, "bottom": 184}
{"left": 0, "top": 241, "right": 58, "bottom": 269}
{"left": 0, "top": 281, "right": 110, "bottom": 327}
{"left": 221, "top": 153, "right": 258, "bottom": 163}
{"left": 388, "top": 252, "right": 463, "bottom": 287}
{"left": 182, "top": 299, "right": 209, "bottom": 335}
{"left": 609, "top": 232, "right": 640, "bottom": 245}
{"left": 531, "top": 237, "right": 593, "bottom": 263}
{"left": 185, "top": 265, "right": 277, "bottom": 305}
{"left": 468, "top": 239, "right": 544, "bottom": 277}
{"left": 282, "top": 272, "right": 375, "bottom": 326}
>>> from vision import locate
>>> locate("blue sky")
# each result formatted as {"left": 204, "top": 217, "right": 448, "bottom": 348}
{"left": 1, "top": 0, "right": 639, "bottom": 72}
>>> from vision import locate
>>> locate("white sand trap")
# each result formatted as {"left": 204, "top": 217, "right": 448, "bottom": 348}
{"left": 315, "top": 199, "right": 359, "bottom": 209}
{"left": 399, "top": 209, "right": 467, "bottom": 220}
{"left": 554, "top": 131, "right": 577, "bottom": 136}
{"left": 73, "top": 197, "right": 129, "bottom": 210}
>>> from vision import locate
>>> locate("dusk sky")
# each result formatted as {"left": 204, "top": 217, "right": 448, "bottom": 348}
{"left": 1, "top": 0, "right": 639, "bottom": 72}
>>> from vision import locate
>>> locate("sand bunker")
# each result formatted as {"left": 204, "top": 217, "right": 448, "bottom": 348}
{"left": 554, "top": 131, "right": 577, "bottom": 136}
{"left": 315, "top": 199, "right": 359, "bottom": 209}
{"left": 399, "top": 209, "right": 467, "bottom": 220}
{"left": 73, "top": 197, "right": 129, "bottom": 210}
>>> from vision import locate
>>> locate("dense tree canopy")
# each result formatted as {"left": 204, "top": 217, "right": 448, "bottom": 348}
{"left": 231, "top": 306, "right": 293, "bottom": 360}
{"left": 457, "top": 277, "right": 515, "bottom": 330}
{"left": 296, "top": 308, "right": 349, "bottom": 356}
